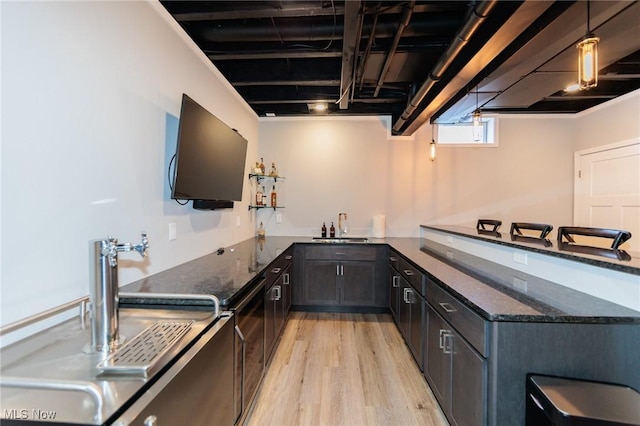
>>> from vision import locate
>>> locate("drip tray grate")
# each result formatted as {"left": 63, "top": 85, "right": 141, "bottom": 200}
{"left": 97, "top": 320, "right": 195, "bottom": 376}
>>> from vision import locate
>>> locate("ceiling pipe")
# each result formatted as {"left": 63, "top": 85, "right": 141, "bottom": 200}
{"left": 373, "top": 1, "right": 416, "bottom": 97}
{"left": 392, "top": 0, "right": 498, "bottom": 135}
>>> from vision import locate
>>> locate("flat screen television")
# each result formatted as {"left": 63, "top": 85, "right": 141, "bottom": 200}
{"left": 171, "top": 94, "right": 248, "bottom": 209}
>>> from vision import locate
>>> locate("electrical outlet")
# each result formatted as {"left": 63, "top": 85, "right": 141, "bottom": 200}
{"left": 513, "top": 251, "right": 528, "bottom": 265}
{"left": 168, "top": 222, "right": 177, "bottom": 241}
{"left": 446, "top": 236, "right": 454, "bottom": 244}
{"left": 276, "top": 214, "right": 282, "bottom": 223}
{"left": 446, "top": 250, "right": 454, "bottom": 260}
{"left": 513, "top": 276, "right": 528, "bottom": 292}
{"left": 236, "top": 216, "right": 241, "bottom": 227}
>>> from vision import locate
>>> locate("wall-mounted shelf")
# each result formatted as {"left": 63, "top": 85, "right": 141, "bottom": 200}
{"left": 248, "top": 173, "right": 285, "bottom": 183}
{"left": 248, "top": 205, "right": 285, "bottom": 211}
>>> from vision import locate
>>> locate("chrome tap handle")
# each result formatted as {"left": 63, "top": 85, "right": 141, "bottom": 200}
{"left": 134, "top": 232, "right": 149, "bottom": 257}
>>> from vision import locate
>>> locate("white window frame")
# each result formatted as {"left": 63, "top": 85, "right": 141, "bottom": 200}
{"left": 434, "top": 115, "right": 499, "bottom": 147}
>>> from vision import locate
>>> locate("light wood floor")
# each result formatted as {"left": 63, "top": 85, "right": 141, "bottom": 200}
{"left": 246, "top": 311, "right": 449, "bottom": 426}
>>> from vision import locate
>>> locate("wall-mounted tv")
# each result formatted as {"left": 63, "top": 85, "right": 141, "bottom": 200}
{"left": 171, "top": 94, "right": 248, "bottom": 209}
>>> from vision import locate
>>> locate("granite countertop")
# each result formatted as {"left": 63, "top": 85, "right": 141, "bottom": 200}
{"left": 120, "top": 235, "right": 640, "bottom": 324}
{"left": 421, "top": 224, "right": 640, "bottom": 274}
{"left": 120, "top": 236, "right": 302, "bottom": 307}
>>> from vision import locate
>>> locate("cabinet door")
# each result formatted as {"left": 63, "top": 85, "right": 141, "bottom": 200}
{"left": 303, "top": 260, "right": 339, "bottom": 305}
{"left": 341, "top": 260, "right": 376, "bottom": 306}
{"left": 409, "top": 294, "right": 425, "bottom": 371}
{"left": 451, "top": 329, "right": 487, "bottom": 426}
{"left": 389, "top": 268, "right": 400, "bottom": 323}
{"left": 273, "top": 278, "right": 286, "bottom": 339}
{"left": 264, "top": 284, "right": 277, "bottom": 360}
{"left": 282, "top": 265, "right": 292, "bottom": 316}
{"left": 426, "top": 304, "right": 451, "bottom": 411}
{"left": 398, "top": 278, "right": 412, "bottom": 342}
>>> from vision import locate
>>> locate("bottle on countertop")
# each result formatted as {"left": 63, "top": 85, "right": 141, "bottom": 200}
{"left": 256, "top": 186, "right": 263, "bottom": 206}
{"left": 270, "top": 185, "right": 277, "bottom": 208}
{"left": 257, "top": 221, "right": 265, "bottom": 238}
{"left": 329, "top": 222, "right": 335, "bottom": 238}
{"left": 321, "top": 222, "right": 327, "bottom": 238}
{"left": 261, "top": 186, "right": 267, "bottom": 205}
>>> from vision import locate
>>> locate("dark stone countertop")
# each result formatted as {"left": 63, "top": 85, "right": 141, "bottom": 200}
{"left": 120, "top": 235, "right": 640, "bottom": 324}
{"left": 421, "top": 224, "right": 640, "bottom": 275}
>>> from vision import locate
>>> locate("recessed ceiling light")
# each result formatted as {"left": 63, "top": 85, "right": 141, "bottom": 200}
{"left": 307, "top": 102, "right": 328, "bottom": 113}
{"left": 265, "top": 112, "right": 276, "bottom": 117}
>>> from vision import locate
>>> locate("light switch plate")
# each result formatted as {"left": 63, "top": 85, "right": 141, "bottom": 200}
{"left": 514, "top": 251, "right": 528, "bottom": 265}
{"left": 168, "top": 222, "right": 177, "bottom": 241}
{"left": 276, "top": 214, "right": 282, "bottom": 223}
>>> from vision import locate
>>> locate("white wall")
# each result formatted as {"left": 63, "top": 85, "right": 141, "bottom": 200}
{"left": 0, "top": 1, "right": 258, "bottom": 341}
{"left": 574, "top": 90, "right": 640, "bottom": 152}
{"left": 258, "top": 114, "right": 576, "bottom": 237}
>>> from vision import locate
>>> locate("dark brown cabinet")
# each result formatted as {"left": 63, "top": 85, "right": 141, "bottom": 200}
{"left": 299, "top": 245, "right": 382, "bottom": 309}
{"left": 426, "top": 299, "right": 487, "bottom": 426}
{"left": 265, "top": 250, "right": 293, "bottom": 362}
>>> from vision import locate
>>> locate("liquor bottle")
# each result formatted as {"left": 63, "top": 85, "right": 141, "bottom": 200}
{"left": 256, "top": 186, "right": 263, "bottom": 206}
{"left": 329, "top": 222, "right": 335, "bottom": 238}
{"left": 269, "top": 162, "right": 278, "bottom": 177}
{"left": 270, "top": 185, "right": 277, "bottom": 208}
{"left": 261, "top": 186, "right": 267, "bottom": 205}
{"left": 321, "top": 222, "right": 327, "bottom": 237}
{"left": 259, "top": 157, "right": 265, "bottom": 175}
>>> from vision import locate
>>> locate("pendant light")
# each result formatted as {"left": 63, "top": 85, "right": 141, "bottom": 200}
{"left": 577, "top": 0, "right": 599, "bottom": 90}
{"left": 472, "top": 87, "right": 482, "bottom": 142}
{"left": 429, "top": 124, "right": 437, "bottom": 162}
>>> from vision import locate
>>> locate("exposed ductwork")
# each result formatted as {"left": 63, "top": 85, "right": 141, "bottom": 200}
{"left": 392, "top": 0, "right": 498, "bottom": 135}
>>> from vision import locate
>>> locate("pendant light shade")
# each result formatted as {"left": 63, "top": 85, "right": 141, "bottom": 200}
{"left": 429, "top": 125, "right": 436, "bottom": 161}
{"left": 577, "top": 0, "right": 599, "bottom": 90}
{"left": 577, "top": 36, "right": 599, "bottom": 89}
{"left": 472, "top": 87, "right": 482, "bottom": 142}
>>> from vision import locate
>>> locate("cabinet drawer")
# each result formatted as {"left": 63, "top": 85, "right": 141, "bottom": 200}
{"left": 427, "top": 280, "right": 488, "bottom": 357}
{"left": 266, "top": 249, "right": 293, "bottom": 283}
{"left": 388, "top": 249, "right": 400, "bottom": 271}
{"left": 398, "top": 256, "right": 425, "bottom": 296}
{"left": 304, "top": 245, "right": 377, "bottom": 261}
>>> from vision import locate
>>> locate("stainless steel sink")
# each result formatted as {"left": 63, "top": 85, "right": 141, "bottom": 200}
{"left": 311, "top": 237, "right": 369, "bottom": 243}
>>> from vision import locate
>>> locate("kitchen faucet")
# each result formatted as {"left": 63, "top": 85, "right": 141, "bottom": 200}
{"left": 338, "top": 213, "right": 348, "bottom": 237}
{"left": 87, "top": 232, "right": 149, "bottom": 353}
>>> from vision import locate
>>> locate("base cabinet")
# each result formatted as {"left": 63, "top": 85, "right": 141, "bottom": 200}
{"left": 265, "top": 251, "right": 293, "bottom": 363}
{"left": 299, "top": 245, "right": 384, "bottom": 309}
{"left": 426, "top": 303, "right": 487, "bottom": 426}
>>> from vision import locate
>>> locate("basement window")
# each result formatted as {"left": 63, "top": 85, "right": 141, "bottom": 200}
{"left": 435, "top": 116, "right": 498, "bottom": 146}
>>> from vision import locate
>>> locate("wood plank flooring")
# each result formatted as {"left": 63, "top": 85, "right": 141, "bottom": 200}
{"left": 246, "top": 311, "right": 449, "bottom": 426}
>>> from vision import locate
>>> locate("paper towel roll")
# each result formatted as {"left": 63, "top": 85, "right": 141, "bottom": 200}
{"left": 373, "top": 215, "right": 385, "bottom": 238}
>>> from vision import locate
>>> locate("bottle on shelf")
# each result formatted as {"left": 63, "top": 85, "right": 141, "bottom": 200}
{"left": 329, "top": 222, "right": 335, "bottom": 238}
{"left": 259, "top": 157, "right": 266, "bottom": 175}
{"left": 261, "top": 186, "right": 267, "bottom": 205}
{"left": 256, "top": 186, "right": 263, "bottom": 206}
{"left": 270, "top": 185, "right": 277, "bottom": 208}
{"left": 321, "top": 222, "right": 327, "bottom": 238}
{"left": 269, "top": 162, "right": 278, "bottom": 177}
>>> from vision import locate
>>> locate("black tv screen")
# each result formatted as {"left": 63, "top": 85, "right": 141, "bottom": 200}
{"left": 171, "top": 94, "right": 248, "bottom": 205}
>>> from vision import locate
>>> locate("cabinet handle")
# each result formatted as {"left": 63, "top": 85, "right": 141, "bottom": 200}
{"left": 443, "top": 332, "right": 453, "bottom": 354}
{"left": 234, "top": 325, "right": 246, "bottom": 410}
{"left": 392, "top": 275, "right": 400, "bottom": 288}
{"left": 340, "top": 264, "right": 344, "bottom": 276}
{"left": 271, "top": 267, "right": 282, "bottom": 274}
{"left": 285, "top": 255, "right": 293, "bottom": 260}
{"left": 403, "top": 269, "right": 414, "bottom": 276}
{"left": 389, "top": 256, "right": 398, "bottom": 262}
{"left": 403, "top": 287, "right": 412, "bottom": 303}
{"left": 335, "top": 252, "right": 346, "bottom": 256}
{"left": 439, "top": 329, "right": 447, "bottom": 349}
{"left": 274, "top": 286, "right": 281, "bottom": 301}
{"left": 143, "top": 415, "right": 158, "bottom": 426}
{"left": 439, "top": 302, "right": 456, "bottom": 313}
{"left": 337, "top": 265, "right": 340, "bottom": 276}
{"left": 284, "top": 273, "right": 290, "bottom": 285}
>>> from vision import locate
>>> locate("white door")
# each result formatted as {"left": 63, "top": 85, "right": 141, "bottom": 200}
{"left": 574, "top": 140, "right": 640, "bottom": 252}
